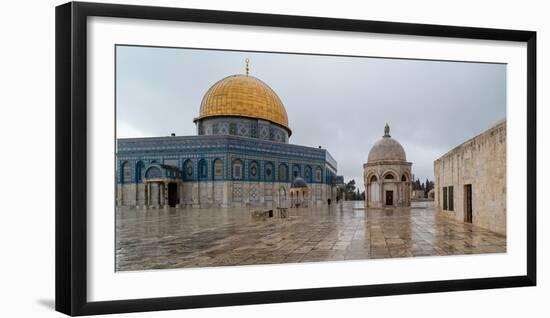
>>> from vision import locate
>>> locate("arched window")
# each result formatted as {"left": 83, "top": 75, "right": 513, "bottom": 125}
{"left": 249, "top": 161, "right": 259, "bottom": 180}
{"left": 304, "top": 166, "right": 312, "bottom": 183}
{"left": 122, "top": 161, "right": 132, "bottom": 183}
{"left": 315, "top": 167, "right": 323, "bottom": 182}
{"left": 213, "top": 159, "right": 223, "bottom": 178}
{"left": 370, "top": 175, "right": 378, "bottom": 183}
{"left": 384, "top": 173, "right": 395, "bottom": 180}
{"left": 183, "top": 160, "right": 193, "bottom": 180}
{"left": 233, "top": 159, "right": 243, "bottom": 179}
{"left": 135, "top": 161, "right": 144, "bottom": 183}
{"left": 145, "top": 166, "right": 162, "bottom": 179}
{"left": 229, "top": 123, "right": 237, "bottom": 135}
{"left": 279, "top": 163, "right": 288, "bottom": 182}
{"left": 121, "top": 161, "right": 132, "bottom": 183}
{"left": 401, "top": 174, "right": 407, "bottom": 182}
{"left": 292, "top": 164, "right": 300, "bottom": 180}
{"left": 264, "top": 162, "right": 274, "bottom": 181}
{"left": 198, "top": 159, "right": 207, "bottom": 179}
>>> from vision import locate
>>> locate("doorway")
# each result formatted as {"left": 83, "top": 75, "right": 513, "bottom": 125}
{"left": 167, "top": 183, "right": 178, "bottom": 207}
{"left": 464, "top": 184, "right": 472, "bottom": 223}
{"left": 385, "top": 190, "right": 393, "bottom": 206}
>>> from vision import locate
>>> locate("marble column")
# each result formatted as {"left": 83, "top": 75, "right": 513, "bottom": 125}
{"left": 144, "top": 182, "right": 149, "bottom": 208}
{"left": 162, "top": 182, "right": 168, "bottom": 209}
{"left": 380, "top": 182, "right": 384, "bottom": 207}
{"left": 157, "top": 183, "right": 161, "bottom": 208}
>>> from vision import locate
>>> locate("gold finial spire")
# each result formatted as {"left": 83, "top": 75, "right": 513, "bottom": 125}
{"left": 245, "top": 58, "right": 250, "bottom": 76}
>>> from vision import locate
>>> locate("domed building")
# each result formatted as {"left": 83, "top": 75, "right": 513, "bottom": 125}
{"left": 116, "top": 60, "right": 343, "bottom": 208}
{"left": 364, "top": 124, "right": 412, "bottom": 208}
{"left": 290, "top": 177, "right": 309, "bottom": 208}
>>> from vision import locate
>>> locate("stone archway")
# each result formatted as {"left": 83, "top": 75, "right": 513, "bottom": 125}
{"left": 370, "top": 176, "right": 380, "bottom": 203}
{"left": 278, "top": 186, "right": 288, "bottom": 208}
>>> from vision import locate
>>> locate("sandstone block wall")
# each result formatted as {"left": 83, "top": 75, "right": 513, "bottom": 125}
{"left": 434, "top": 121, "right": 506, "bottom": 235}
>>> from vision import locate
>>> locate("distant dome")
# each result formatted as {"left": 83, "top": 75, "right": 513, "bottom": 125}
{"left": 291, "top": 177, "right": 308, "bottom": 188}
{"left": 367, "top": 124, "right": 407, "bottom": 162}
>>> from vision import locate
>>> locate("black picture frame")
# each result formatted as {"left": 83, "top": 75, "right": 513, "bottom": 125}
{"left": 55, "top": 1, "right": 537, "bottom": 316}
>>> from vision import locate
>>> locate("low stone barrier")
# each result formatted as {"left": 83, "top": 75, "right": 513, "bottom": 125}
{"left": 251, "top": 209, "right": 273, "bottom": 220}
{"left": 251, "top": 209, "right": 289, "bottom": 220}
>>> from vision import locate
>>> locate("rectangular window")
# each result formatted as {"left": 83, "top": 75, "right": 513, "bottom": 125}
{"left": 229, "top": 123, "right": 237, "bottom": 135}
{"left": 448, "top": 186, "right": 454, "bottom": 211}
{"left": 442, "top": 186, "right": 448, "bottom": 210}
{"left": 279, "top": 165, "right": 286, "bottom": 180}
{"left": 234, "top": 165, "right": 242, "bottom": 178}
{"left": 214, "top": 160, "right": 223, "bottom": 177}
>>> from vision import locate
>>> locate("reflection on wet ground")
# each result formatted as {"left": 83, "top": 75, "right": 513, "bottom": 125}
{"left": 115, "top": 201, "right": 506, "bottom": 271}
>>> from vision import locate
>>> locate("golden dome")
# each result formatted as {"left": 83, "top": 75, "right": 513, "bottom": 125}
{"left": 195, "top": 74, "right": 290, "bottom": 134}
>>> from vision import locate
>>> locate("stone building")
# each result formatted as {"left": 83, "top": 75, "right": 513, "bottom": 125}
{"left": 411, "top": 190, "right": 426, "bottom": 200}
{"left": 116, "top": 61, "right": 344, "bottom": 209}
{"left": 364, "top": 124, "right": 412, "bottom": 208}
{"left": 434, "top": 120, "right": 506, "bottom": 235}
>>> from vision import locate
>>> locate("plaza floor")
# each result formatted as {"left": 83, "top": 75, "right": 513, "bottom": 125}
{"left": 115, "top": 201, "right": 506, "bottom": 271}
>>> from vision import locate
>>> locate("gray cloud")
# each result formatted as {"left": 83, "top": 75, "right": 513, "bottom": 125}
{"left": 116, "top": 46, "right": 506, "bottom": 191}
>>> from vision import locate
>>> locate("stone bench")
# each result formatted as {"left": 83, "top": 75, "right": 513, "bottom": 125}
{"left": 276, "top": 208, "right": 288, "bottom": 218}
{"left": 251, "top": 209, "right": 274, "bottom": 220}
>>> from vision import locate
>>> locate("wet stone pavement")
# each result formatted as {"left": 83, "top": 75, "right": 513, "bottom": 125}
{"left": 115, "top": 201, "right": 506, "bottom": 271}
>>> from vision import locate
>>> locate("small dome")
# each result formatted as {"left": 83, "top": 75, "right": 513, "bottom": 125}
{"left": 367, "top": 124, "right": 407, "bottom": 162}
{"left": 291, "top": 177, "right": 308, "bottom": 188}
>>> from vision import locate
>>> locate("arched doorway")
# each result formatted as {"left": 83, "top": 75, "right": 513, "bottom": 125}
{"left": 368, "top": 174, "right": 380, "bottom": 205}
{"left": 383, "top": 172, "right": 397, "bottom": 206}
{"left": 278, "top": 186, "right": 288, "bottom": 208}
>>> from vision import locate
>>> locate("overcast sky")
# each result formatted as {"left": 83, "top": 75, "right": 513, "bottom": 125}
{"left": 116, "top": 45, "right": 506, "bottom": 191}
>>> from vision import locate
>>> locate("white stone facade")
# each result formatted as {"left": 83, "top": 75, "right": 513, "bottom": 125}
{"left": 364, "top": 161, "right": 412, "bottom": 208}
{"left": 363, "top": 124, "right": 412, "bottom": 208}
{"left": 434, "top": 120, "right": 506, "bottom": 235}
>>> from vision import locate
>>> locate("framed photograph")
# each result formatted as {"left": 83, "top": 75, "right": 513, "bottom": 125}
{"left": 55, "top": 1, "right": 536, "bottom": 316}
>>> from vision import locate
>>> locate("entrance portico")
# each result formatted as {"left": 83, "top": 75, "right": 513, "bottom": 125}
{"left": 142, "top": 164, "right": 182, "bottom": 209}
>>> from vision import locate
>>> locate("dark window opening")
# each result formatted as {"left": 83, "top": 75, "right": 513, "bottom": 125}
{"left": 448, "top": 186, "right": 454, "bottom": 211}
{"left": 443, "top": 187, "right": 448, "bottom": 210}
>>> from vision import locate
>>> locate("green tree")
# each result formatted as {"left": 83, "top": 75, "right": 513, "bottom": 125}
{"left": 413, "top": 178, "right": 422, "bottom": 190}
{"left": 424, "top": 179, "right": 434, "bottom": 197}
{"left": 344, "top": 179, "right": 360, "bottom": 200}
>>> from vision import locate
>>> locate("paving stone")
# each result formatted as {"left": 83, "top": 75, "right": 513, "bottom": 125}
{"left": 115, "top": 201, "right": 506, "bottom": 271}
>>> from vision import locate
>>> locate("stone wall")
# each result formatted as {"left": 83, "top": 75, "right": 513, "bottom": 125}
{"left": 434, "top": 120, "right": 506, "bottom": 235}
